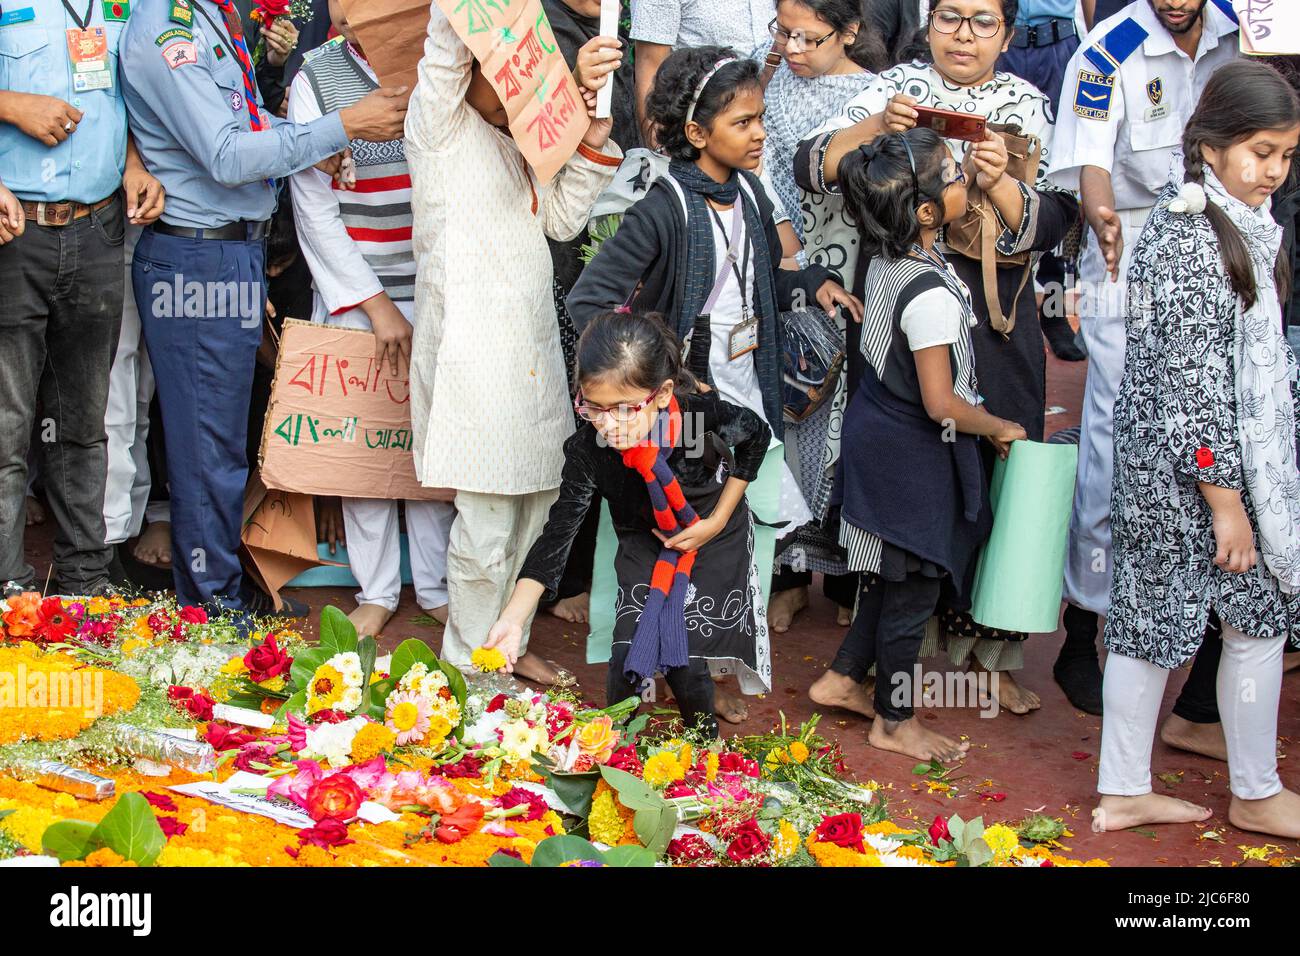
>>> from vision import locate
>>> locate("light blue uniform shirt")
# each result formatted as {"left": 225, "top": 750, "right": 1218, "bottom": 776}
{"left": 0, "top": 0, "right": 128, "bottom": 203}
{"left": 118, "top": 0, "right": 347, "bottom": 229}
{"left": 1016, "top": 0, "right": 1076, "bottom": 25}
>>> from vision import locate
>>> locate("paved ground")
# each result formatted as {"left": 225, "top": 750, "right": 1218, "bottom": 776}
{"left": 18, "top": 343, "right": 1299, "bottom": 866}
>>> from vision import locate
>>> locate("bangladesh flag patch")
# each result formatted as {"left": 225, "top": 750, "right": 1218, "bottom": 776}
{"left": 103, "top": 0, "right": 130, "bottom": 19}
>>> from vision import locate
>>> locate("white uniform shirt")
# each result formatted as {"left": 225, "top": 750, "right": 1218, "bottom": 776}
{"left": 630, "top": 0, "right": 774, "bottom": 50}
{"left": 1049, "top": 0, "right": 1238, "bottom": 211}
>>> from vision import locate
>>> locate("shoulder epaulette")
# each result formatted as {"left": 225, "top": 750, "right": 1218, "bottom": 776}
{"left": 1082, "top": 17, "right": 1149, "bottom": 77}
{"left": 1208, "top": 0, "right": 1238, "bottom": 25}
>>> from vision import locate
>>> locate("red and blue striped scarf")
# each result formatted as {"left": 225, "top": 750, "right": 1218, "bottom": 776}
{"left": 620, "top": 396, "right": 699, "bottom": 683}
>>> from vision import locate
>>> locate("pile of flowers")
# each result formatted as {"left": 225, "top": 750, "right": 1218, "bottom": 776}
{"left": 0, "top": 598, "right": 1110, "bottom": 868}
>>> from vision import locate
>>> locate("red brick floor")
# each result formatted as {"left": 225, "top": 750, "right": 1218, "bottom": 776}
{"left": 18, "top": 344, "right": 1298, "bottom": 866}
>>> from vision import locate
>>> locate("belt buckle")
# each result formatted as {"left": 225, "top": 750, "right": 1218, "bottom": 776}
{"left": 36, "top": 202, "right": 51, "bottom": 227}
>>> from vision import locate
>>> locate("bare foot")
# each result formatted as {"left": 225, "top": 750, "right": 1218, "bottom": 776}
{"left": 25, "top": 496, "right": 45, "bottom": 526}
{"left": 348, "top": 603, "right": 393, "bottom": 637}
{"left": 513, "top": 652, "right": 561, "bottom": 685}
{"left": 868, "top": 715, "right": 969, "bottom": 762}
{"left": 1091, "top": 793, "right": 1212, "bottom": 832}
{"left": 809, "top": 670, "right": 875, "bottom": 719}
{"left": 714, "top": 685, "right": 749, "bottom": 724}
{"left": 548, "top": 592, "right": 589, "bottom": 624}
{"left": 1159, "top": 714, "right": 1228, "bottom": 762}
{"left": 767, "top": 586, "right": 809, "bottom": 634}
{"left": 1229, "top": 788, "right": 1300, "bottom": 840}
{"left": 132, "top": 520, "right": 172, "bottom": 568}
{"left": 421, "top": 604, "right": 449, "bottom": 626}
{"left": 836, "top": 605, "right": 852, "bottom": 627}
{"left": 976, "top": 666, "right": 1041, "bottom": 715}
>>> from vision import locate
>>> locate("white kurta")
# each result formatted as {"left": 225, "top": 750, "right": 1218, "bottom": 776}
{"left": 404, "top": 7, "right": 621, "bottom": 496}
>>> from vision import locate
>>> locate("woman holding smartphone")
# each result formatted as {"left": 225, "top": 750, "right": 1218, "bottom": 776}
{"left": 795, "top": 0, "right": 1079, "bottom": 718}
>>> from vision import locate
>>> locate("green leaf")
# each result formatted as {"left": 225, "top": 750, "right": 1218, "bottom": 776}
{"left": 318, "top": 605, "right": 358, "bottom": 656}
{"left": 912, "top": 762, "right": 932, "bottom": 776}
{"left": 598, "top": 765, "right": 664, "bottom": 811}
{"left": 288, "top": 647, "right": 329, "bottom": 694}
{"left": 41, "top": 820, "right": 97, "bottom": 861}
{"left": 355, "top": 634, "right": 377, "bottom": 715}
{"left": 0, "top": 809, "right": 14, "bottom": 822}
{"left": 529, "top": 834, "right": 605, "bottom": 867}
{"left": 621, "top": 712, "right": 650, "bottom": 745}
{"left": 276, "top": 688, "right": 307, "bottom": 721}
{"left": 966, "top": 840, "right": 994, "bottom": 867}
{"left": 540, "top": 770, "right": 599, "bottom": 818}
{"left": 90, "top": 793, "right": 165, "bottom": 867}
{"left": 389, "top": 638, "right": 439, "bottom": 684}
{"left": 632, "top": 805, "right": 677, "bottom": 856}
{"left": 487, "top": 851, "right": 531, "bottom": 867}
{"left": 601, "top": 844, "right": 657, "bottom": 867}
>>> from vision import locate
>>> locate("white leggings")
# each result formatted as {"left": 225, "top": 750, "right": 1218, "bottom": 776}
{"left": 1099, "top": 622, "right": 1285, "bottom": 801}
{"left": 342, "top": 498, "right": 456, "bottom": 612}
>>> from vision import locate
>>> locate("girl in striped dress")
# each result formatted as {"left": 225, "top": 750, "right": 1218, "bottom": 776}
{"left": 815, "top": 128, "right": 1026, "bottom": 761}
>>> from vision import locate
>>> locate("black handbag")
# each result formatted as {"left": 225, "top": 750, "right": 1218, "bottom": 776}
{"left": 781, "top": 306, "right": 845, "bottom": 423}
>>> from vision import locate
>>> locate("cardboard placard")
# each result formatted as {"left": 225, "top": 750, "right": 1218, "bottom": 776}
{"left": 337, "top": 0, "right": 431, "bottom": 97}
{"left": 1237, "top": 0, "right": 1300, "bottom": 55}
{"left": 435, "top": 0, "right": 589, "bottom": 183}
{"left": 259, "top": 320, "right": 444, "bottom": 501}
{"left": 240, "top": 473, "right": 335, "bottom": 610}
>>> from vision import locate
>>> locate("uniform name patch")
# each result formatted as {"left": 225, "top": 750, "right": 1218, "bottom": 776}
{"left": 154, "top": 27, "right": 192, "bottom": 45}
{"left": 169, "top": 1, "right": 192, "bottom": 25}
{"left": 1074, "top": 70, "right": 1115, "bottom": 121}
{"left": 161, "top": 39, "right": 197, "bottom": 68}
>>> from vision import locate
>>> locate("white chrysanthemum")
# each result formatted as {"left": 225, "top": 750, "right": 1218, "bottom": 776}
{"left": 339, "top": 687, "right": 363, "bottom": 712}
{"left": 431, "top": 697, "right": 462, "bottom": 726}
{"left": 425, "top": 668, "right": 449, "bottom": 691}
{"left": 305, "top": 716, "right": 368, "bottom": 768}
{"left": 328, "top": 652, "right": 363, "bottom": 681}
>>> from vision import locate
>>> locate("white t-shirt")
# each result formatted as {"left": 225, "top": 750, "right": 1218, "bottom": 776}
{"left": 899, "top": 286, "right": 964, "bottom": 351}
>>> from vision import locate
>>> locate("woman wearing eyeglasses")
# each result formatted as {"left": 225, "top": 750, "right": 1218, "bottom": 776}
{"left": 796, "top": 0, "right": 1080, "bottom": 717}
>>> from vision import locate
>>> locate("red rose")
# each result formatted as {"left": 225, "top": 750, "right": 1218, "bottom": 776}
{"left": 667, "top": 833, "right": 715, "bottom": 865}
{"left": 37, "top": 597, "right": 76, "bottom": 642}
{"left": 178, "top": 605, "right": 208, "bottom": 625}
{"left": 244, "top": 634, "right": 293, "bottom": 683}
{"left": 435, "top": 803, "right": 485, "bottom": 844}
{"left": 297, "top": 817, "right": 354, "bottom": 850}
{"left": 928, "top": 815, "right": 951, "bottom": 846}
{"left": 717, "top": 752, "right": 760, "bottom": 778}
{"left": 486, "top": 694, "right": 508, "bottom": 713}
{"left": 147, "top": 611, "right": 171, "bottom": 634}
{"left": 167, "top": 686, "right": 214, "bottom": 721}
{"left": 606, "top": 746, "right": 643, "bottom": 776}
{"left": 204, "top": 723, "right": 255, "bottom": 752}
{"left": 814, "top": 812, "right": 865, "bottom": 852}
{"left": 305, "top": 774, "right": 363, "bottom": 822}
{"left": 725, "top": 819, "right": 769, "bottom": 863}
{"left": 233, "top": 743, "right": 278, "bottom": 773}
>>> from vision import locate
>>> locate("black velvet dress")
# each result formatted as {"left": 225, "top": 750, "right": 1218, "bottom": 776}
{"left": 519, "top": 391, "right": 773, "bottom": 692}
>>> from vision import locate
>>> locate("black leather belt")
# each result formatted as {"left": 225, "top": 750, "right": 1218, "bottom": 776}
{"left": 150, "top": 219, "right": 271, "bottom": 241}
{"left": 1009, "top": 17, "right": 1075, "bottom": 48}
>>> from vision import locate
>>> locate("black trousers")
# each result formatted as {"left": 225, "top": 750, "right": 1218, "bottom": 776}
{"left": 607, "top": 642, "right": 719, "bottom": 739}
{"left": 830, "top": 571, "right": 940, "bottom": 722}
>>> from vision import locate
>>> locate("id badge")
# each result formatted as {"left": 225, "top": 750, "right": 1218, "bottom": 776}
{"left": 728, "top": 315, "right": 759, "bottom": 360}
{"left": 66, "top": 26, "right": 108, "bottom": 72}
{"left": 1143, "top": 103, "right": 1169, "bottom": 123}
{"left": 73, "top": 68, "right": 113, "bottom": 92}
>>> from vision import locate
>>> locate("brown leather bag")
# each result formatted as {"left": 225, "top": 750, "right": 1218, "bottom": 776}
{"left": 943, "top": 122, "right": 1041, "bottom": 335}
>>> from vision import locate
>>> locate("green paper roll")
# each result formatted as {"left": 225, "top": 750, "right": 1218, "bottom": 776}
{"left": 970, "top": 439, "right": 1079, "bottom": 634}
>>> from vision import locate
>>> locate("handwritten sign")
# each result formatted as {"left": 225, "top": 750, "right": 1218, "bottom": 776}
{"left": 435, "top": 0, "right": 589, "bottom": 184}
{"left": 259, "top": 320, "right": 443, "bottom": 500}
{"left": 1237, "top": 0, "right": 1300, "bottom": 55}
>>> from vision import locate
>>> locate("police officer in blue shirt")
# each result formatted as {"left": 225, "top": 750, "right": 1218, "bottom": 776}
{"left": 0, "top": 0, "right": 165, "bottom": 597}
{"left": 118, "top": 0, "right": 406, "bottom": 621}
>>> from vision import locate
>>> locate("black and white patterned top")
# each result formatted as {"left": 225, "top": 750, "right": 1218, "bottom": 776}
{"left": 1104, "top": 181, "right": 1300, "bottom": 667}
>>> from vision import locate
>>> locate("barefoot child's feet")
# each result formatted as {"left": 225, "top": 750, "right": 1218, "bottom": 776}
{"left": 1159, "top": 714, "right": 1228, "bottom": 762}
{"left": 348, "top": 603, "right": 394, "bottom": 637}
{"left": 809, "top": 670, "right": 875, "bottom": 719}
{"left": 868, "top": 715, "right": 969, "bottom": 762}
{"left": 714, "top": 683, "right": 749, "bottom": 724}
{"left": 767, "top": 586, "right": 809, "bottom": 634}
{"left": 976, "top": 666, "right": 1041, "bottom": 715}
{"left": 836, "top": 606, "right": 852, "bottom": 627}
{"left": 1228, "top": 788, "right": 1300, "bottom": 840}
{"left": 421, "top": 604, "right": 449, "bottom": 626}
{"left": 1090, "top": 793, "right": 1212, "bottom": 832}
{"left": 25, "top": 495, "right": 45, "bottom": 526}
{"left": 132, "top": 520, "right": 172, "bottom": 568}
{"left": 548, "top": 592, "right": 589, "bottom": 624}
{"left": 513, "top": 652, "right": 561, "bottom": 685}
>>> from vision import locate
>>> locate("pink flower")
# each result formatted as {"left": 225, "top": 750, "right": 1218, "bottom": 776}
{"left": 141, "top": 791, "right": 177, "bottom": 812}
{"left": 384, "top": 690, "right": 432, "bottom": 746}
{"left": 545, "top": 701, "right": 575, "bottom": 739}
{"left": 295, "top": 818, "right": 354, "bottom": 850}
{"left": 286, "top": 712, "right": 308, "bottom": 752}
{"left": 664, "top": 782, "right": 696, "bottom": 799}
{"left": 158, "top": 817, "right": 188, "bottom": 839}
{"left": 232, "top": 743, "right": 279, "bottom": 773}
{"left": 267, "top": 760, "right": 324, "bottom": 808}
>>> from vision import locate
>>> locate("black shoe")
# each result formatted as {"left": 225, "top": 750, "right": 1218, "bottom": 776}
{"left": 1042, "top": 312, "right": 1087, "bottom": 362}
{"left": 241, "top": 586, "right": 310, "bottom": 619}
{"left": 1053, "top": 654, "right": 1103, "bottom": 715}
{"left": 44, "top": 578, "right": 115, "bottom": 598}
